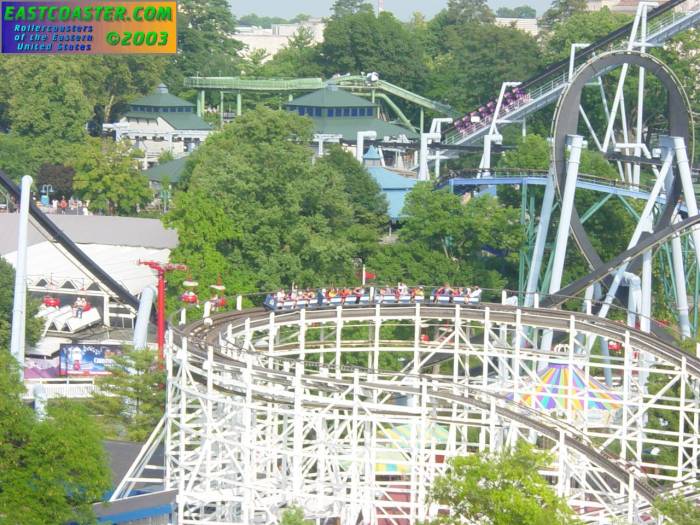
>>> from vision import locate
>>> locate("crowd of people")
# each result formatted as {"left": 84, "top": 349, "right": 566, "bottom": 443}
{"left": 454, "top": 86, "right": 530, "bottom": 136}
{"left": 264, "top": 283, "right": 483, "bottom": 310}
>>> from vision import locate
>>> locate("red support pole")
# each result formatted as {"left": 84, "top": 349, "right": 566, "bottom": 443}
{"left": 138, "top": 261, "right": 187, "bottom": 363}
{"left": 157, "top": 269, "right": 166, "bottom": 361}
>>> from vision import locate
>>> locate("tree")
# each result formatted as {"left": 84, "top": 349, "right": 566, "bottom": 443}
{"left": 320, "top": 10, "right": 428, "bottom": 93}
{"left": 444, "top": 0, "right": 495, "bottom": 25}
{"left": 500, "top": 134, "right": 550, "bottom": 171}
{"left": 263, "top": 27, "right": 324, "bottom": 78}
{"left": 165, "top": 107, "right": 387, "bottom": 294}
{"left": 652, "top": 491, "right": 700, "bottom": 524}
{"left": 427, "top": 22, "right": 543, "bottom": 112}
{"left": 426, "top": 441, "right": 581, "bottom": 525}
{"left": 90, "top": 347, "right": 166, "bottom": 441}
{"left": 331, "top": 0, "right": 374, "bottom": 18}
{"left": 367, "top": 183, "right": 523, "bottom": 291}
{"left": 71, "top": 138, "right": 153, "bottom": 215}
{"left": 280, "top": 506, "right": 313, "bottom": 525}
{"left": 0, "top": 258, "right": 42, "bottom": 353}
{"left": 544, "top": 8, "right": 630, "bottom": 61}
{"left": 0, "top": 57, "right": 92, "bottom": 143}
{"left": 540, "top": 0, "right": 588, "bottom": 31}
{"left": 35, "top": 163, "right": 75, "bottom": 199}
{"left": 496, "top": 6, "right": 537, "bottom": 18}
{"left": 164, "top": 0, "right": 243, "bottom": 92}
{"left": 0, "top": 351, "right": 111, "bottom": 524}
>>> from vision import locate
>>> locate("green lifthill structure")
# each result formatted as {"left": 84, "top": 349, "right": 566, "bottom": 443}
{"left": 183, "top": 75, "right": 459, "bottom": 131}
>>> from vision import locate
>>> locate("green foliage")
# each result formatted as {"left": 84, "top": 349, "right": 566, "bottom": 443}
{"left": 237, "top": 13, "right": 309, "bottom": 28}
{"left": 320, "top": 10, "right": 427, "bottom": 93}
{"left": 165, "top": 107, "right": 387, "bottom": 295}
{"left": 71, "top": 138, "right": 153, "bottom": 215}
{"left": 0, "top": 351, "right": 111, "bottom": 524}
{"left": 544, "top": 9, "right": 631, "bottom": 61}
{"left": 368, "top": 183, "right": 523, "bottom": 291}
{"left": 426, "top": 441, "right": 581, "bottom": 525}
{"left": 165, "top": 0, "right": 243, "bottom": 92}
{"left": 0, "top": 258, "right": 42, "bottom": 353}
{"left": 428, "top": 22, "right": 542, "bottom": 111}
{"left": 500, "top": 134, "right": 550, "bottom": 171}
{"left": 496, "top": 5, "right": 537, "bottom": 18}
{"left": 280, "top": 506, "right": 314, "bottom": 525}
{"left": 652, "top": 491, "right": 700, "bottom": 524}
{"left": 90, "top": 347, "right": 165, "bottom": 441}
{"left": 263, "top": 27, "right": 324, "bottom": 78}
{"left": 331, "top": 0, "right": 374, "bottom": 18}
{"left": 540, "top": 0, "right": 589, "bottom": 31}
{"left": 35, "top": 163, "right": 75, "bottom": 199}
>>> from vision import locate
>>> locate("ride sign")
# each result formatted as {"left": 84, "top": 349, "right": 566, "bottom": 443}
{"left": 0, "top": 1, "right": 176, "bottom": 54}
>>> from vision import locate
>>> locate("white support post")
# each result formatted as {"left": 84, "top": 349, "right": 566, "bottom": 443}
{"left": 10, "top": 175, "right": 32, "bottom": 371}
{"left": 524, "top": 174, "right": 555, "bottom": 307}
{"left": 356, "top": 131, "right": 377, "bottom": 162}
{"left": 671, "top": 214, "right": 692, "bottom": 338}
{"left": 549, "top": 136, "right": 584, "bottom": 295}
{"left": 542, "top": 136, "right": 583, "bottom": 350}
{"left": 419, "top": 132, "right": 440, "bottom": 181}
{"left": 672, "top": 136, "right": 700, "bottom": 264}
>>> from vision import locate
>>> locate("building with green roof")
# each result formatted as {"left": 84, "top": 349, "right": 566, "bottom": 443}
{"left": 285, "top": 86, "right": 417, "bottom": 142}
{"left": 103, "top": 84, "right": 213, "bottom": 169}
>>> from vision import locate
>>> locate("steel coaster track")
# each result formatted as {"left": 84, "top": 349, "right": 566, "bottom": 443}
{"left": 541, "top": 213, "right": 700, "bottom": 308}
{"left": 0, "top": 170, "right": 140, "bottom": 310}
{"left": 443, "top": 0, "right": 699, "bottom": 146}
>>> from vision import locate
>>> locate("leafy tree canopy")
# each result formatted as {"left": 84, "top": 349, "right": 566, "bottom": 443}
{"left": 164, "top": 0, "right": 244, "bottom": 92}
{"left": 165, "top": 107, "right": 388, "bottom": 295}
{"left": 331, "top": 0, "right": 374, "bottom": 18}
{"left": 428, "top": 22, "right": 543, "bottom": 111}
{"left": 0, "top": 351, "right": 111, "bottom": 524}
{"left": 426, "top": 441, "right": 581, "bottom": 525}
{"left": 540, "top": 0, "right": 588, "bottom": 31}
{"left": 89, "top": 347, "right": 165, "bottom": 441}
{"left": 71, "top": 138, "right": 153, "bottom": 215}
{"left": 496, "top": 5, "right": 537, "bottom": 18}
{"left": 320, "top": 10, "right": 428, "bottom": 93}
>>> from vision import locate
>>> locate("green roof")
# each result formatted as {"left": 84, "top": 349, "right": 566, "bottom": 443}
{"left": 144, "top": 157, "right": 188, "bottom": 184}
{"left": 286, "top": 87, "right": 376, "bottom": 109}
{"left": 130, "top": 83, "right": 195, "bottom": 109}
{"left": 311, "top": 117, "right": 417, "bottom": 140}
{"left": 124, "top": 111, "right": 212, "bottom": 131}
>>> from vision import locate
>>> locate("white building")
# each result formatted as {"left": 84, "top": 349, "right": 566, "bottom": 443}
{"left": 103, "top": 84, "right": 213, "bottom": 169}
{"left": 495, "top": 17, "right": 539, "bottom": 35}
{"left": 235, "top": 19, "right": 325, "bottom": 61}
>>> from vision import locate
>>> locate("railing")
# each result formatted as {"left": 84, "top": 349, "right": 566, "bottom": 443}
{"left": 24, "top": 379, "right": 98, "bottom": 399}
{"left": 443, "top": 4, "right": 700, "bottom": 147}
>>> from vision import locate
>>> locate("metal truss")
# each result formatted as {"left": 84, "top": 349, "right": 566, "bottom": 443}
{"left": 117, "top": 304, "right": 700, "bottom": 524}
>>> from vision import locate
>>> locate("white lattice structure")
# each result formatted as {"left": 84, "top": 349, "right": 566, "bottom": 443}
{"left": 115, "top": 303, "right": 700, "bottom": 524}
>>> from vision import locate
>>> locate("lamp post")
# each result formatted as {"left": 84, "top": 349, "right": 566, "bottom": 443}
{"left": 138, "top": 261, "right": 187, "bottom": 360}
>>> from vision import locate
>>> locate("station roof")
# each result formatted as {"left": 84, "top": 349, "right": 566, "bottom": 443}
{"left": 130, "top": 83, "right": 194, "bottom": 108}
{"left": 144, "top": 157, "right": 188, "bottom": 184}
{"left": 286, "top": 87, "right": 376, "bottom": 108}
{"left": 312, "top": 117, "right": 417, "bottom": 140}
{"left": 0, "top": 214, "right": 178, "bottom": 296}
{"left": 366, "top": 163, "right": 417, "bottom": 221}
{"left": 124, "top": 111, "right": 213, "bottom": 131}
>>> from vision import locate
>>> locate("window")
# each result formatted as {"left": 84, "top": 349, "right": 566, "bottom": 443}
{"left": 351, "top": 108, "right": 358, "bottom": 117}
{"left": 315, "top": 107, "right": 322, "bottom": 117}
{"left": 328, "top": 108, "right": 334, "bottom": 117}
{"left": 162, "top": 107, "right": 169, "bottom": 112}
{"left": 357, "top": 108, "right": 365, "bottom": 117}
{"left": 343, "top": 107, "right": 350, "bottom": 117}
{"left": 299, "top": 107, "right": 306, "bottom": 116}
